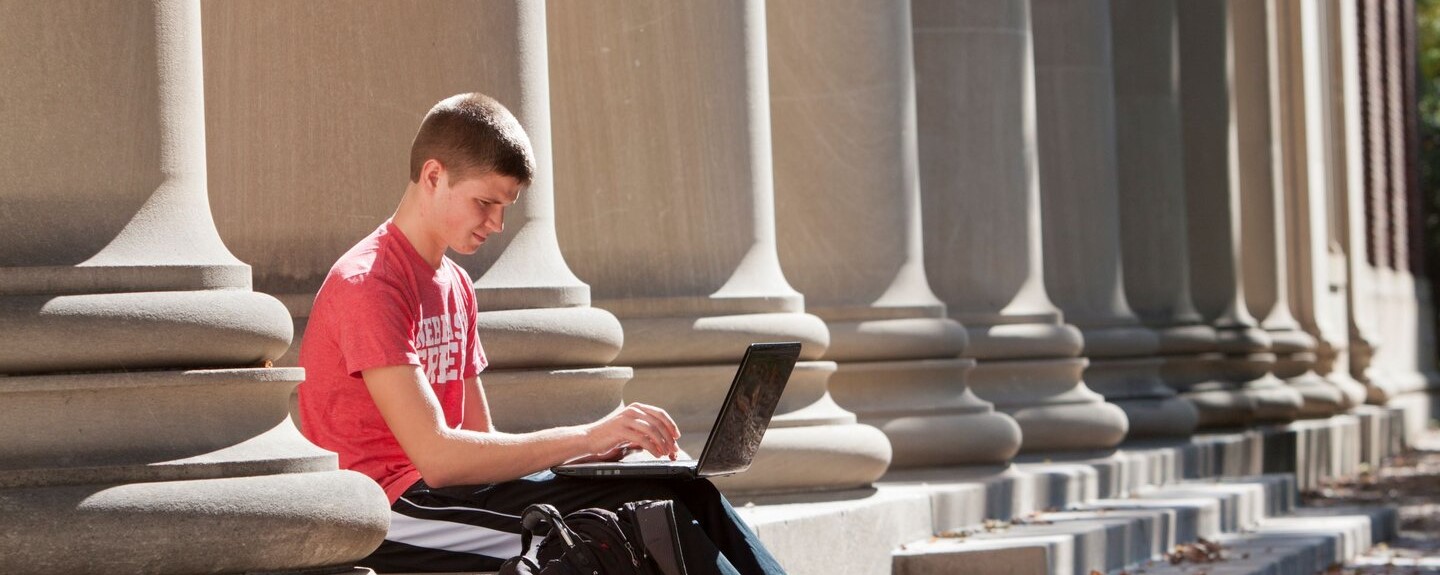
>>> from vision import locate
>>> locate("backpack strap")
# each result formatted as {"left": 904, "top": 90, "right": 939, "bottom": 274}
{"left": 500, "top": 505, "right": 570, "bottom": 575}
{"left": 621, "top": 500, "right": 688, "bottom": 575}
{"left": 520, "top": 503, "right": 573, "bottom": 553}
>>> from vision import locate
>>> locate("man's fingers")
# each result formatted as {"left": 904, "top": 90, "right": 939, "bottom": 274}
{"left": 629, "top": 403, "right": 682, "bottom": 440}
{"left": 623, "top": 405, "right": 676, "bottom": 452}
{"left": 622, "top": 419, "right": 666, "bottom": 456}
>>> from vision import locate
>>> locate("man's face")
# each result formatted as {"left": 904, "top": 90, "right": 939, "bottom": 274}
{"left": 431, "top": 169, "right": 523, "bottom": 255}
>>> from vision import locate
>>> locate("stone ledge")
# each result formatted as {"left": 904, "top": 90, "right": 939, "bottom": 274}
{"left": 371, "top": 411, "right": 1406, "bottom": 575}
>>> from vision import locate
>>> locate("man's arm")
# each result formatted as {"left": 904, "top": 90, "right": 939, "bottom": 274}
{"left": 363, "top": 365, "right": 681, "bottom": 487}
{"left": 460, "top": 375, "right": 495, "bottom": 433}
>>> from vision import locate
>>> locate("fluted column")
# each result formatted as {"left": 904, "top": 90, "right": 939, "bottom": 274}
{"left": 1399, "top": 0, "right": 1440, "bottom": 409}
{"left": 1177, "top": 0, "right": 1305, "bottom": 428}
{"left": 0, "top": 1, "right": 388, "bottom": 572}
{"left": 1364, "top": 0, "right": 1405, "bottom": 401}
{"left": 914, "top": 0, "right": 1129, "bottom": 452}
{"left": 1368, "top": 0, "right": 1440, "bottom": 434}
{"left": 1337, "top": 0, "right": 1387, "bottom": 398}
{"left": 204, "top": 1, "right": 629, "bottom": 436}
{"left": 1030, "top": 0, "right": 1198, "bottom": 440}
{"left": 1352, "top": 0, "right": 1414, "bottom": 403}
{"left": 1274, "top": 0, "right": 1370, "bottom": 411}
{"left": 1111, "top": 0, "right": 1228, "bottom": 436}
{"left": 1379, "top": 0, "right": 1440, "bottom": 402}
{"left": 767, "top": 1, "right": 1023, "bottom": 467}
{"left": 1238, "top": 0, "right": 1348, "bottom": 418}
{"left": 548, "top": 0, "right": 892, "bottom": 493}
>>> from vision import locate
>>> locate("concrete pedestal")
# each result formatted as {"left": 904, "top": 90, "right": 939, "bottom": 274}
{"left": 549, "top": 0, "right": 892, "bottom": 492}
{"left": 1177, "top": 0, "right": 1305, "bottom": 428}
{"left": 767, "top": 0, "right": 1022, "bottom": 467}
{"left": 913, "top": 0, "right": 1129, "bottom": 453}
{"left": 0, "top": 2, "right": 388, "bottom": 572}
{"left": 1110, "top": 0, "right": 1217, "bottom": 437}
{"left": 1032, "top": 0, "right": 1197, "bottom": 439}
{"left": 1235, "top": 0, "right": 1348, "bottom": 419}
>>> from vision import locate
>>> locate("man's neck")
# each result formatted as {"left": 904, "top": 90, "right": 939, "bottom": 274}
{"left": 392, "top": 184, "right": 446, "bottom": 270}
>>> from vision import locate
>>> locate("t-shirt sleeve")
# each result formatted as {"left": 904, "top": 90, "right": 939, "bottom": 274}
{"left": 460, "top": 270, "right": 488, "bottom": 378}
{"left": 331, "top": 274, "right": 422, "bottom": 377}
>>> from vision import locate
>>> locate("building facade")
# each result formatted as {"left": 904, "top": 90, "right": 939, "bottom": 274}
{"left": 1, "top": 0, "right": 1435, "bottom": 572}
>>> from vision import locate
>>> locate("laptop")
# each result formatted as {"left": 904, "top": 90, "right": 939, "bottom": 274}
{"left": 552, "top": 342, "right": 801, "bottom": 479}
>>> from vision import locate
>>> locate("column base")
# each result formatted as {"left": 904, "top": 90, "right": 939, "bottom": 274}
{"left": 712, "top": 423, "right": 893, "bottom": 494}
{"left": 482, "top": 366, "right": 632, "bottom": 432}
{"left": 1165, "top": 354, "right": 1304, "bottom": 428}
{"left": 967, "top": 357, "right": 1129, "bottom": 453}
{"left": 829, "top": 358, "right": 1022, "bottom": 467}
{"left": 1319, "top": 368, "right": 1369, "bottom": 410}
{"left": 0, "top": 471, "right": 388, "bottom": 575}
{"left": 0, "top": 290, "right": 292, "bottom": 373}
{"left": 1075, "top": 323, "right": 1160, "bottom": 357}
{"left": 475, "top": 306, "right": 625, "bottom": 368}
{"left": 0, "top": 368, "right": 390, "bottom": 573}
{"left": 1084, "top": 356, "right": 1198, "bottom": 439}
{"left": 1146, "top": 322, "right": 1219, "bottom": 354}
{"left": 1267, "top": 328, "right": 1317, "bottom": 379}
{"left": 1183, "top": 378, "right": 1304, "bottom": 429}
{"left": 1363, "top": 366, "right": 1440, "bottom": 404}
{"left": 961, "top": 320, "right": 1084, "bottom": 360}
{"left": 627, "top": 361, "right": 892, "bottom": 493}
{"left": 1285, "top": 370, "right": 1348, "bottom": 419}
{"left": 821, "top": 315, "right": 967, "bottom": 363}
{"left": 613, "top": 311, "right": 830, "bottom": 365}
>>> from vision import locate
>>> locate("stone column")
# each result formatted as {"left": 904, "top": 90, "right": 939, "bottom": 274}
{"left": 1336, "top": 0, "right": 1388, "bottom": 399}
{"left": 1030, "top": 0, "right": 1198, "bottom": 439}
{"left": 913, "top": 0, "right": 1130, "bottom": 452}
{"left": 1177, "top": 0, "right": 1305, "bottom": 427}
{"left": 548, "top": 0, "right": 893, "bottom": 492}
{"left": 766, "top": 0, "right": 1023, "bottom": 467}
{"left": 1274, "top": 0, "right": 1370, "bottom": 411}
{"left": 1400, "top": 0, "right": 1440, "bottom": 411}
{"left": 203, "top": 1, "right": 630, "bottom": 434}
{"left": 1375, "top": 0, "right": 1440, "bottom": 431}
{"left": 0, "top": 1, "right": 388, "bottom": 572}
{"left": 1354, "top": 0, "right": 1412, "bottom": 403}
{"left": 1110, "top": 0, "right": 1227, "bottom": 435}
{"left": 1384, "top": 0, "right": 1439, "bottom": 392}
{"left": 1369, "top": 0, "right": 1406, "bottom": 401}
{"left": 1238, "top": 0, "right": 1348, "bottom": 418}
{"left": 1335, "top": 0, "right": 1397, "bottom": 464}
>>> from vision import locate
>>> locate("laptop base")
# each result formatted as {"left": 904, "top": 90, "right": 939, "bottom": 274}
{"left": 552, "top": 460, "right": 701, "bottom": 479}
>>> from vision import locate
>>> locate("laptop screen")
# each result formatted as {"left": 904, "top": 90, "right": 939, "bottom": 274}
{"left": 695, "top": 342, "right": 800, "bottom": 477}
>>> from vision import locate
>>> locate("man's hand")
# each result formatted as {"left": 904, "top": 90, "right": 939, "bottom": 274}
{"left": 583, "top": 403, "right": 682, "bottom": 460}
{"left": 565, "top": 443, "right": 634, "bottom": 464}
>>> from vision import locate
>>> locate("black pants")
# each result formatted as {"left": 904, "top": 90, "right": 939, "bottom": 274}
{"left": 362, "top": 471, "right": 787, "bottom": 575}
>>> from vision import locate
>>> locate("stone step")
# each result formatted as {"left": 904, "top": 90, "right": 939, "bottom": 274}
{"left": 893, "top": 504, "right": 1182, "bottom": 574}
{"left": 1118, "top": 506, "right": 1397, "bottom": 575}
{"left": 740, "top": 487, "right": 936, "bottom": 575}
{"left": 1134, "top": 473, "right": 1296, "bottom": 531}
{"left": 890, "top": 473, "right": 1284, "bottom": 575}
{"left": 378, "top": 411, "right": 1406, "bottom": 575}
{"left": 895, "top": 504, "right": 1396, "bottom": 575}
{"left": 746, "top": 412, "right": 1402, "bottom": 574}
{"left": 1078, "top": 496, "right": 1223, "bottom": 544}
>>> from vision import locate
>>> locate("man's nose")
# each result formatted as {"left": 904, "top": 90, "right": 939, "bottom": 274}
{"left": 485, "top": 207, "right": 506, "bottom": 233}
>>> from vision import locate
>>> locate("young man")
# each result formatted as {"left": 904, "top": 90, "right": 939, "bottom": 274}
{"left": 298, "top": 93, "right": 785, "bottom": 574}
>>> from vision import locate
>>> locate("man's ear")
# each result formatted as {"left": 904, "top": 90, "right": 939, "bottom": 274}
{"left": 420, "top": 159, "right": 445, "bottom": 193}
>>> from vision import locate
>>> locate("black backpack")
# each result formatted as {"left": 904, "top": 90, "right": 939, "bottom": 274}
{"left": 497, "top": 501, "right": 687, "bottom": 575}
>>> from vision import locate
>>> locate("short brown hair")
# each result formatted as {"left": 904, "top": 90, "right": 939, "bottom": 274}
{"left": 409, "top": 93, "right": 536, "bottom": 185}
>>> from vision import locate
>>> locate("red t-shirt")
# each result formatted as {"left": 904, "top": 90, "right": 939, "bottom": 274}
{"left": 298, "top": 221, "right": 487, "bottom": 504}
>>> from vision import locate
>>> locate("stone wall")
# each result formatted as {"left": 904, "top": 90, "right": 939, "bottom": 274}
{"left": 1, "top": 0, "right": 1435, "bottom": 572}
